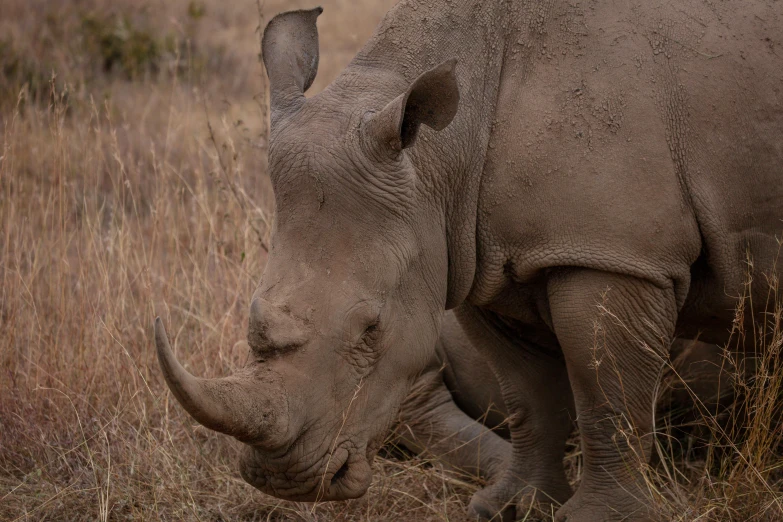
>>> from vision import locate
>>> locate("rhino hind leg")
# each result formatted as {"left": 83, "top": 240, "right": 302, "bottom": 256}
{"left": 548, "top": 269, "right": 677, "bottom": 522}
{"left": 455, "top": 304, "right": 576, "bottom": 521}
{"left": 392, "top": 362, "right": 511, "bottom": 482}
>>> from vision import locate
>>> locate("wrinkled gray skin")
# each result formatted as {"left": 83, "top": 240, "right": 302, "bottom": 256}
{"left": 155, "top": 1, "right": 783, "bottom": 521}
{"left": 394, "top": 311, "right": 511, "bottom": 482}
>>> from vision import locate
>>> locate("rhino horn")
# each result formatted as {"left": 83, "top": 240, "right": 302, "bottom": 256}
{"left": 154, "top": 317, "right": 281, "bottom": 443}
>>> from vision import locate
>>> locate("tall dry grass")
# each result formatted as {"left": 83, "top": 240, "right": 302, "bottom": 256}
{"left": 1, "top": 0, "right": 781, "bottom": 521}
{"left": 649, "top": 259, "right": 783, "bottom": 522}
{"left": 582, "top": 253, "right": 783, "bottom": 522}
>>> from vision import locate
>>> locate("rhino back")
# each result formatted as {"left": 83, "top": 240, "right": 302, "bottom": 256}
{"left": 471, "top": 0, "right": 782, "bottom": 340}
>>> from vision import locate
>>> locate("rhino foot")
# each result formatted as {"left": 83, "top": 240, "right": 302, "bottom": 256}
{"left": 553, "top": 487, "right": 656, "bottom": 522}
{"left": 469, "top": 477, "right": 571, "bottom": 521}
{"left": 515, "top": 485, "right": 570, "bottom": 520}
{"left": 468, "top": 482, "right": 517, "bottom": 521}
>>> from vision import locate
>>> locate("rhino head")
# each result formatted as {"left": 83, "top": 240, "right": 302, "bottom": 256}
{"left": 155, "top": 8, "right": 461, "bottom": 501}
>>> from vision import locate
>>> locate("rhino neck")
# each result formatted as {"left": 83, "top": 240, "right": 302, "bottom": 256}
{"left": 341, "top": 0, "right": 522, "bottom": 309}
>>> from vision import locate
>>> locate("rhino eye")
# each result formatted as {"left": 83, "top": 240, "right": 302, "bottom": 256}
{"left": 360, "top": 322, "right": 380, "bottom": 345}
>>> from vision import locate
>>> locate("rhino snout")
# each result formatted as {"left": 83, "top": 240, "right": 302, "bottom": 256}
{"left": 238, "top": 440, "right": 373, "bottom": 501}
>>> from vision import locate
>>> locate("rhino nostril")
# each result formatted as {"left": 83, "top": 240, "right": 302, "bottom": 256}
{"left": 331, "top": 459, "right": 350, "bottom": 486}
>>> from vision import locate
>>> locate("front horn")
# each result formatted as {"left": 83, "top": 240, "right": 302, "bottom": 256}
{"left": 154, "top": 317, "right": 285, "bottom": 444}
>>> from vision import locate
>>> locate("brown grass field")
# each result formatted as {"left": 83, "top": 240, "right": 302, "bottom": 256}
{"left": 1, "top": 1, "right": 782, "bottom": 520}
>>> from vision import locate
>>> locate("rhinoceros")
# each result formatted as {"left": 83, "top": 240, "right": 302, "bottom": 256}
{"left": 155, "top": 1, "right": 783, "bottom": 520}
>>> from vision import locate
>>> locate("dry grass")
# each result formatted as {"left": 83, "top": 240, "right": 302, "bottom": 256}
{"left": 584, "top": 252, "right": 783, "bottom": 521}
{"left": 1, "top": 1, "right": 781, "bottom": 520}
{"left": 648, "top": 260, "right": 783, "bottom": 522}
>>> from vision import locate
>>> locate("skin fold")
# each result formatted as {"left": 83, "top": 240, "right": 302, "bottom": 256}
{"left": 155, "top": 1, "right": 783, "bottom": 521}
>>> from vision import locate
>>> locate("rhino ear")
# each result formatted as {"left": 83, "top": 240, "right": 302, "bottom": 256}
{"left": 364, "top": 59, "right": 459, "bottom": 153}
{"left": 262, "top": 7, "right": 322, "bottom": 121}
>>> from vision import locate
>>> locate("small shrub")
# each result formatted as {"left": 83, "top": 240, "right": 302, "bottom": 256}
{"left": 0, "top": 38, "right": 55, "bottom": 104}
{"left": 188, "top": 1, "right": 207, "bottom": 21}
{"left": 81, "top": 14, "right": 167, "bottom": 78}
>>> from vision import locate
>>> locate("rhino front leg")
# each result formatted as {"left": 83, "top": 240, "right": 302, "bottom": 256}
{"left": 455, "top": 304, "right": 575, "bottom": 521}
{"left": 548, "top": 269, "right": 676, "bottom": 522}
{"left": 393, "top": 363, "right": 511, "bottom": 482}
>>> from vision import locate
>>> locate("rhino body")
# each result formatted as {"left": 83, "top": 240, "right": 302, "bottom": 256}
{"left": 155, "top": 1, "right": 783, "bottom": 520}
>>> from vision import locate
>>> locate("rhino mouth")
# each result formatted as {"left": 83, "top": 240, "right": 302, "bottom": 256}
{"left": 239, "top": 439, "right": 373, "bottom": 501}
{"left": 320, "top": 443, "right": 373, "bottom": 500}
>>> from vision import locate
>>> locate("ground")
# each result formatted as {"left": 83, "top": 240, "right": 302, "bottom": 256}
{"left": 1, "top": 1, "right": 782, "bottom": 520}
